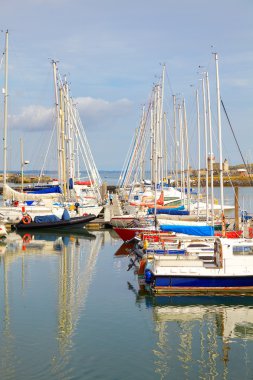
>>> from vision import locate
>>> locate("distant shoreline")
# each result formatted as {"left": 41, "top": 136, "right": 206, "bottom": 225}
{"left": 0, "top": 171, "right": 253, "bottom": 192}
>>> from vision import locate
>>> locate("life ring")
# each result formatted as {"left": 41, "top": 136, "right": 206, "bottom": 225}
{"left": 22, "top": 215, "right": 32, "bottom": 224}
{"left": 83, "top": 213, "right": 88, "bottom": 216}
{"left": 23, "top": 233, "right": 32, "bottom": 243}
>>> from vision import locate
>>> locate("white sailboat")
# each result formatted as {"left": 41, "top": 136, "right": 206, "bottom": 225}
{"left": 47, "top": 61, "right": 103, "bottom": 216}
{"left": 0, "top": 36, "right": 102, "bottom": 226}
{"left": 114, "top": 57, "right": 238, "bottom": 238}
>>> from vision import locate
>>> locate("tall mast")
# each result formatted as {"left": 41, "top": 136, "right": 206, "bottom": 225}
{"left": 173, "top": 94, "right": 178, "bottom": 187}
{"left": 163, "top": 112, "right": 168, "bottom": 180}
{"left": 202, "top": 78, "right": 209, "bottom": 221}
{"left": 159, "top": 65, "right": 165, "bottom": 186}
{"left": 196, "top": 89, "right": 201, "bottom": 218}
{"left": 152, "top": 89, "right": 157, "bottom": 185}
{"left": 178, "top": 104, "right": 185, "bottom": 205}
{"left": 20, "top": 138, "right": 24, "bottom": 192}
{"left": 183, "top": 99, "right": 190, "bottom": 211}
{"left": 63, "top": 79, "right": 70, "bottom": 199}
{"left": 155, "top": 85, "right": 161, "bottom": 185}
{"left": 150, "top": 104, "right": 154, "bottom": 183}
{"left": 214, "top": 53, "right": 224, "bottom": 214}
{"left": 3, "top": 30, "right": 9, "bottom": 185}
{"left": 52, "top": 60, "right": 62, "bottom": 186}
{"left": 60, "top": 87, "right": 67, "bottom": 197}
{"left": 206, "top": 72, "right": 214, "bottom": 226}
{"left": 140, "top": 106, "right": 146, "bottom": 181}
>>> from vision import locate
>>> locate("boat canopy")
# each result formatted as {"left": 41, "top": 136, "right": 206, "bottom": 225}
{"left": 160, "top": 224, "right": 215, "bottom": 236}
{"left": 25, "top": 185, "right": 62, "bottom": 194}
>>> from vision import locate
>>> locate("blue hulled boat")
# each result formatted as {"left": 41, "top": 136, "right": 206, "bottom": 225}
{"left": 142, "top": 238, "right": 253, "bottom": 294}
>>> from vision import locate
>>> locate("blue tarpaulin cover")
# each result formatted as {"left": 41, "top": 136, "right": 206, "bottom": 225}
{"left": 148, "top": 207, "right": 188, "bottom": 215}
{"left": 160, "top": 225, "right": 214, "bottom": 236}
{"left": 62, "top": 209, "right": 70, "bottom": 221}
{"left": 26, "top": 185, "right": 62, "bottom": 194}
{"left": 69, "top": 178, "right": 74, "bottom": 190}
{"left": 34, "top": 215, "right": 61, "bottom": 223}
{"left": 25, "top": 201, "right": 36, "bottom": 206}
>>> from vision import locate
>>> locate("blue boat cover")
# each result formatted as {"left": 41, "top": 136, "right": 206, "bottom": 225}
{"left": 26, "top": 185, "right": 62, "bottom": 194}
{"left": 160, "top": 225, "right": 214, "bottom": 236}
{"left": 69, "top": 178, "right": 74, "bottom": 190}
{"left": 148, "top": 207, "right": 188, "bottom": 215}
{"left": 25, "top": 201, "right": 36, "bottom": 206}
{"left": 62, "top": 209, "right": 70, "bottom": 221}
{"left": 34, "top": 215, "right": 61, "bottom": 223}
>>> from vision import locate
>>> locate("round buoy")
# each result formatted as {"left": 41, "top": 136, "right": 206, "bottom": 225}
{"left": 22, "top": 215, "right": 32, "bottom": 224}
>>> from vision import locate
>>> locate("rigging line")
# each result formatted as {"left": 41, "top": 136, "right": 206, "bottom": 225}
{"left": 37, "top": 120, "right": 57, "bottom": 184}
{"left": 221, "top": 98, "right": 253, "bottom": 186}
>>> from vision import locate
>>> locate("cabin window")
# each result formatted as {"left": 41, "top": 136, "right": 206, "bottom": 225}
{"left": 233, "top": 246, "right": 253, "bottom": 255}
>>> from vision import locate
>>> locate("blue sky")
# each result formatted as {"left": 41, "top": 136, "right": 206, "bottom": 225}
{"left": 0, "top": 0, "right": 253, "bottom": 171}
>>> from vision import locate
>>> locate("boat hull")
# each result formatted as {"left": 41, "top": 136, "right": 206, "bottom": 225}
{"left": 113, "top": 227, "right": 171, "bottom": 241}
{"left": 15, "top": 214, "right": 96, "bottom": 230}
{"left": 149, "top": 275, "right": 253, "bottom": 294}
{"left": 113, "top": 227, "right": 151, "bottom": 241}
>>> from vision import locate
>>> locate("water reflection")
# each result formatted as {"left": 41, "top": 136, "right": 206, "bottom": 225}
{"left": 128, "top": 284, "right": 253, "bottom": 379}
{"left": 0, "top": 229, "right": 113, "bottom": 379}
{"left": 114, "top": 242, "right": 134, "bottom": 256}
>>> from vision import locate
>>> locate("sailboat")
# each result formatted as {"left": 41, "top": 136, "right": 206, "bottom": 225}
{"left": 0, "top": 32, "right": 67, "bottom": 224}
{"left": 0, "top": 34, "right": 102, "bottom": 227}
{"left": 114, "top": 56, "right": 240, "bottom": 240}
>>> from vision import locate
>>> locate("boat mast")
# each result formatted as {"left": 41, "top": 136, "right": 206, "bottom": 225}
{"left": 59, "top": 87, "right": 67, "bottom": 198}
{"left": 3, "top": 30, "right": 8, "bottom": 185}
{"left": 196, "top": 89, "right": 201, "bottom": 218}
{"left": 183, "top": 99, "right": 190, "bottom": 211}
{"left": 140, "top": 106, "right": 146, "bottom": 181}
{"left": 163, "top": 111, "right": 168, "bottom": 181}
{"left": 150, "top": 101, "right": 154, "bottom": 183}
{"left": 202, "top": 78, "right": 209, "bottom": 221}
{"left": 20, "top": 138, "right": 24, "bottom": 192}
{"left": 206, "top": 72, "right": 214, "bottom": 226}
{"left": 155, "top": 85, "right": 161, "bottom": 186}
{"left": 69, "top": 98, "right": 76, "bottom": 188}
{"left": 159, "top": 65, "right": 165, "bottom": 186}
{"left": 178, "top": 103, "right": 185, "bottom": 206}
{"left": 214, "top": 53, "right": 224, "bottom": 214}
{"left": 52, "top": 60, "right": 62, "bottom": 187}
{"left": 63, "top": 78, "right": 70, "bottom": 199}
{"left": 152, "top": 88, "right": 157, "bottom": 185}
{"left": 173, "top": 94, "right": 178, "bottom": 188}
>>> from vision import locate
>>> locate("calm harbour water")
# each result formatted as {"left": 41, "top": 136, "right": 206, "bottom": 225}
{"left": 1, "top": 228, "right": 253, "bottom": 380}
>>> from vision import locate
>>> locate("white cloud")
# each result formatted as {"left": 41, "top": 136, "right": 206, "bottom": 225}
{"left": 76, "top": 96, "right": 133, "bottom": 128}
{"left": 8, "top": 97, "right": 133, "bottom": 132}
{"left": 9, "top": 105, "right": 55, "bottom": 131}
